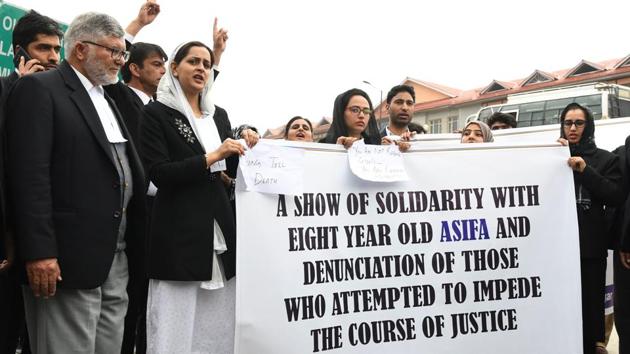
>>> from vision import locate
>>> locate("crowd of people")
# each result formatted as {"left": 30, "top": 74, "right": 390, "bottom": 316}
{"left": 0, "top": 2, "right": 629, "bottom": 354}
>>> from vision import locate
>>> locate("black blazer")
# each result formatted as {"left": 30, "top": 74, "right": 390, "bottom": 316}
{"left": 0, "top": 71, "right": 18, "bottom": 259}
{"left": 104, "top": 83, "right": 145, "bottom": 144}
{"left": 5, "top": 61, "right": 146, "bottom": 289}
{"left": 140, "top": 101, "right": 236, "bottom": 281}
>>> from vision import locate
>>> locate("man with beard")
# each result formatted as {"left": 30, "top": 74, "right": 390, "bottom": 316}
{"left": 1, "top": 10, "right": 63, "bottom": 89}
{"left": 5, "top": 12, "right": 145, "bottom": 353}
{"left": 381, "top": 85, "right": 416, "bottom": 138}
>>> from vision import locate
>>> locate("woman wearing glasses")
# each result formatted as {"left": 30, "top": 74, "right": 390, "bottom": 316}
{"left": 321, "top": 88, "right": 381, "bottom": 148}
{"left": 558, "top": 103, "right": 622, "bottom": 354}
{"left": 140, "top": 41, "right": 257, "bottom": 354}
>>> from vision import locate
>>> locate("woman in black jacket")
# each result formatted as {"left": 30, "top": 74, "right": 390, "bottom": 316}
{"left": 560, "top": 102, "right": 622, "bottom": 354}
{"left": 140, "top": 41, "right": 257, "bottom": 354}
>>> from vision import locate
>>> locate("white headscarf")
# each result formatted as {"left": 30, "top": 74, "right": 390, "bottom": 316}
{"left": 157, "top": 42, "right": 225, "bottom": 172}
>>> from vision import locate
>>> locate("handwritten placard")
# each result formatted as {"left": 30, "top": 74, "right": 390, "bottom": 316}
{"left": 347, "top": 141, "right": 409, "bottom": 182}
{"left": 238, "top": 141, "right": 305, "bottom": 195}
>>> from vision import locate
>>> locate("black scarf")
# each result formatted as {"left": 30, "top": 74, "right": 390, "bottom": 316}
{"left": 559, "top": 104, "right": 598, "bottom": 209}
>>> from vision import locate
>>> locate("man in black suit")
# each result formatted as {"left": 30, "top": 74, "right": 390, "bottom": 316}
{"left": 106, "top": 40, "right": 166, "bottom": 354}
{"left": 0, "top": 10, "right": 63, "bottom": 354}
{"left": 6, "top": 12, "right": 145, "bottom": 353}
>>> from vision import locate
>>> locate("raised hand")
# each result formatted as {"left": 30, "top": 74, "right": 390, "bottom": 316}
{"left": 213, "top": 17, "right": 229, "bottom": 66}
{"left": 126, "top": 0, "right": 161, "bottom": 36}
{"left": 137, "top": 0, "right": 160, "bottom": 26}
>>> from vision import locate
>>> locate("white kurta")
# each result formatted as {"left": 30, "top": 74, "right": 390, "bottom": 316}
{"left": 146, "top": 277, "right": 236, "bottom": 354}
{"left": 146, "top": 221, "right": 233, "bottom": 354}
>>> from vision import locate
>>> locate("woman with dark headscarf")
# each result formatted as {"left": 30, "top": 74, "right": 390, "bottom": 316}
{"left": 322, "top": 88, "right": 381, "bottom": 148}
{"left": 460, "top": 121, "right": 494, "bottom": 143}
{"left": 559, "top": 103, "right": 622, "bottom": 354}
{"left": 141, "top": 41, "right": 258, "bottom": 353}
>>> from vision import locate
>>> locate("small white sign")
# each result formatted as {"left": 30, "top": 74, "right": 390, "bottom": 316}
{"left": 347, "top": 140, "right": 409, "bottom": 182}
{"left": 238, "top": 140, "right": 304, "bottom": 195}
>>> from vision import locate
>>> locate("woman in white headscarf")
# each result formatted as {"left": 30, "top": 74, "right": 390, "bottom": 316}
{"left": 140, "top": 41, "right": 258, "bottom": 354}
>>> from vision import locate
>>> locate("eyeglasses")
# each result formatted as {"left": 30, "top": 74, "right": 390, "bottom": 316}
{"left": 347, "top": 106, "right": 372, "bottom": 116}
{"left": 82, "top": 41, "right": 130, "bottom": 61}
{"left": 562, "top": 120, "right": 586, "bottom": 128}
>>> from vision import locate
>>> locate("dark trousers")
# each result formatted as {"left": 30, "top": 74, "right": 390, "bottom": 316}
{"left": 581, "top": 258, "right": 606, "bottom": 354}
{"left": 121, "top": 196, "right": 153, "bottom": 354}
{"left": 0, "top": 266, "right": 29, "bottom": 354}
{"left": 121, "top": 276, "right": 148, "bottom": 354}
{"left": 615, "top": 251, "right": 630, "bottom": 354}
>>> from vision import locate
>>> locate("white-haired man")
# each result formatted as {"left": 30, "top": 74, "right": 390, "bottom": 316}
{"left": 6, "top": 12, "right": 145, "bottom": 353}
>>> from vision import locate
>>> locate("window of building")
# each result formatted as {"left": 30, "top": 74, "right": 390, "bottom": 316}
{"left": 430, "top": 119, "right": 442, "bottom": 134}
{"left": 566, "top": 61, "right": 603, "bottom": 77}
{"left": 522, "top": 71, "right": 553, "bottom": 86}
{"left": 447, "top": 117, "right": 458, "bottom": 133}
{"left": 482, "top": 81, "right": 510, "bottom": 94}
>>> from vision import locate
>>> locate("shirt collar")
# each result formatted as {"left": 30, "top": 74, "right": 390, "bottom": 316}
{"left": 70, "top": 64, "right": 103, "bottom": 95}
{"left": 129, "top": 86, "right": 152, "bottom": 105}
{"left": 386, "top": 125, "right": 409, "bottom": 137}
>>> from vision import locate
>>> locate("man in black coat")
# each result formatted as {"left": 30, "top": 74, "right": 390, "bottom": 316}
{"left": 0, "top": 10, "right": 63, "bottom": 354}
{"left": 6, "top": 12, "right": 145, "bottom": 353}
{"left": 106, "top": 39, "right": 166, "bottom": 354}
{"left": 105, "top": 6, "right": 164, "bottom": 353}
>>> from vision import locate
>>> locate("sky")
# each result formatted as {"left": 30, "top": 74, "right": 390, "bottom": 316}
{"left": 13, "top": 0, "right": 630, "bottom": 133}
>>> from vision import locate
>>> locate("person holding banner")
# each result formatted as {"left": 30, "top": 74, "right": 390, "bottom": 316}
{"left": 140, "top": 40, "right": 258, "bottom": 354}
{"left": 460, "top": 120, "right": 494, "bottom": 143}
{"left": 321, "top": 88, "right": 381, "bottom": 147}
{"left": 559, "top": 102, "right": 622, "bottom": 354}
{"left": 284, "top": 116, "right": 313, "bottom": 142}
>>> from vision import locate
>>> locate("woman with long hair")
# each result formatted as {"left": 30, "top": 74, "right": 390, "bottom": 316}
{"left": 321, "top": 88, "right": 381, "bottom": 148}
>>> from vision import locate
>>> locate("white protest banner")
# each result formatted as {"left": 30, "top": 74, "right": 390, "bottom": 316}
{"left": 238, "top": 139, "right": 305, "bottom": 195}
{"left": 235, "top": 142, "right": 582, "bottom": 354}
{"left": 347, "top": 140, "right": 409, "bottom": 182}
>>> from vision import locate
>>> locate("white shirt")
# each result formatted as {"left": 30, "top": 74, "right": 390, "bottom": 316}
{"left": 71, "top": 66, "right": 127, "bottom": 143}
{"left": 126, "top": 85, "right": 159, "bottom": 197}
{"left": 385, "top": 125, "right": 410, "bottom": 138}
{"left": 194, "top": 113, "right": 226, "bottom": 173}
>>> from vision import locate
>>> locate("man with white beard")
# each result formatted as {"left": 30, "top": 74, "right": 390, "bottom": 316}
{"left": 5, "top": 12, "right": 146, "bottom": 353}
